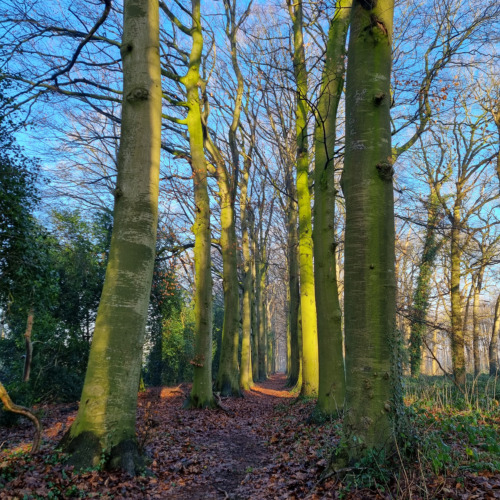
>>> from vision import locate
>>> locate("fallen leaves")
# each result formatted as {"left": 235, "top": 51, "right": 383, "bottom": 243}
{"left": 0, "top": 375, "right": 499, "bottom": 499}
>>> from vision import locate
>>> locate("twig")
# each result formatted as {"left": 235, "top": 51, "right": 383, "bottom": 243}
{"left": 422, "top": 337, "right": 465, "bottom": 395}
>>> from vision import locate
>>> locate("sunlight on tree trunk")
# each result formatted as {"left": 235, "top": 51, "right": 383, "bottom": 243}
{"left": 489, "top": 294, "right": 500, "bottom": 376}
{"left": 313, "top": 0, "right": 351, "bottom": 416}
{"left": 0, "top": 381, "right": 41, "bottom": 453}
{"left": 240, "top": 156, "right": 253, "bottom": 391}
{"left": 286, "top": 163, "right": 300, "bottom": 388}
{"left": 60, "top": 0, "right": 162, "bottom": 473}
{"left": 288, "top": 0, "right": 319, "bottom": 397}
{"left": 184, "top": 0, "right": 215, "bottom": 409}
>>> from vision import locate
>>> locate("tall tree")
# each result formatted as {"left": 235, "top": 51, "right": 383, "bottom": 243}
{"left": 489, "top": 294, "right": 500, "bottom": 375}
{"left": 409, "top": 180, "right": 444, "bottom": 376}
{"left": 60, "top": 0, "right": 162, "bottom": 473}
{"left": 209, "top": 0, "right": 253, "bottom": 396}
{"left": 167, "top": 0, "right": 216, "bottom": 409}
{"left": 313, "top": 0, "right": 351, "bottom": 415}
{"left": 287, "top": 0, "right": 319, "bottom": 397}
{"left": 341, "top": 0, "right": 398, "bottom": 462}
{"left": 239, "top": 107, "right": 258, "bottom": 390}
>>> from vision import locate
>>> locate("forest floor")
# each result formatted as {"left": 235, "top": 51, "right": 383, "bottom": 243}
{"left": 1, "top": 373, "right": 500, "bottom": 499}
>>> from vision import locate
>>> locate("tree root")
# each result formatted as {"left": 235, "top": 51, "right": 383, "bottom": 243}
{"left": 0, "top": 381, "right": 41, "bottom": 453}
{"left": 214, "top": 392, "right": 234, "bottom": 415}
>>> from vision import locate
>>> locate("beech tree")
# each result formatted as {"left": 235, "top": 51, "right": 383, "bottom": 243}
{"left": 160, "top": 0, "right": 216, "bottom": 409}
{"left": 489, "top": 294, "right": 500, "bottom": 375}
{"left": 60, "top": 0, "right": 162, "bottom": 472}
{"left": 313, "top": 0, "right": 351, "bottom": 415}
{"left": 341, "top": 0, "right": 398, "bottom": 462}
{"left": 287, "top": 0, "right": 319, "bottom": 397}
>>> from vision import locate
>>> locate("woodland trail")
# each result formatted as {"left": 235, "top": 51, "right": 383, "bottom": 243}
{"left": 3, "top": 375, "right": 500, "bottom": 498}
{"left": 160, "top": 373, "right": 295, "bottom": 499}
{"left": 2, "top": 374, "right": 334, "bottom": 499}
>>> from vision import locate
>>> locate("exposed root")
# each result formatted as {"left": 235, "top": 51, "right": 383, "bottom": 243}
{"left": 214, "top": 392, "right": 234, "bottom": 415}
{"left": 0, "top": 381, "right": 41, "bottom": 453}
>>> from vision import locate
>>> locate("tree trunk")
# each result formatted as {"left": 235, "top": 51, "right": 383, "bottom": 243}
{"left": 313, "top": 0, "right": 351, "bottom": 416}
{"left": 213, "top": 0, "right": 248, "bottom": 398}
{"left": 432, "top": 328, "right": 438, "bottom": 375}
{"left": 185, "top": 0, "right": 215, "bottom": 409}
{"left": 266, "top": 298, "right": 274, "bottom": 375}
{"left": 22, "top": 306, "right": 34, "bottom": 382}
{"left": 288, "top": 0, "right": 319, "bottom": 397}
{"left": 214, "top": 179, "right": 241, "bottom": 396}
{"left": 409, "top": 189, "right": 441, "bottom": 376}
{"left": 0, "top": 381, "right": 41, "bottom": 453}
{"left": 286, "top": 165, "right": 300, "bottom": 388}
{"left": 60, "top": 0, "right": 162, "bottom": 473}
{"left": 239, "top": 159, "right": 253, "bottom": 391}
{"left": 257, "top": 253, "right": 268, "bottom": 381}
{"left": 341, "top": 0, "right": 397, "bottom": 463}
{"left": 450, "top": 205, "right": 466, "bottom": 385}
{"left": 472, "top": 270, "right": 483, "bottom": 377}
{"left": 489, "top": 293, "right": 500, "bottom": 375}
{"left": 251, "top": 233, "right": 259, "bottom": 382}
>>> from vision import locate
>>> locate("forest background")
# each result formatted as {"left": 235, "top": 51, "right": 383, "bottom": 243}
{"left": 0, "top": 0, "right": 499, "bottom": 497}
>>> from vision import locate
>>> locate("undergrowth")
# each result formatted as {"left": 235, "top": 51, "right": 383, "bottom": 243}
{"left": 329, "top": 373, "right": 500, "bottom": 497}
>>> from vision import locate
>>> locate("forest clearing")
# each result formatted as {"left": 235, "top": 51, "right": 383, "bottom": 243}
{"left": 1, "top": 374, "right": 500, "bottom": 499}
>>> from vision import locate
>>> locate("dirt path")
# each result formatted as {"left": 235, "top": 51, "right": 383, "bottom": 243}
{"left": 1, "top": 374, "right": 304, "bottom": 499}
{"left": 148, "top": 374, "right": 294, "bottom": 499}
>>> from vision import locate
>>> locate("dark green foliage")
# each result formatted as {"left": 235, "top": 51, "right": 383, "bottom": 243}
{"left": 144, "top": 261, "right": 224, "bottom": 387}
{"left": 211, "top": 293, "right": 224, "bottom": 380}
{"left": 0, "top": 207, "right": 111, "bottom": 422}
{"left": 144, "top": 261, "right": 194, "bottom": 386}
{"left": 50, "top": 210, "right": 111, "bottom": 343}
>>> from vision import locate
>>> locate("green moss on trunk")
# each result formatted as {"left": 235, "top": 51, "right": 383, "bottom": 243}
{"left": 286, "top": 165, "right": 301, "bottom": 388}
{"left": 450, "top": 208, "right": 465, "bottom": 385}
{"left": 341, "top": 0, "right": 398, "bottom": 463}
{"left": 240, "top": 160, "right": 253, "bottom": 391}
{"left": 409, "top": 190, "right": 441, "bottom": 377}
{"left": 313, "top": 0, "right": 351, "bottom": 415}
{"left": 185, "top": 0, "right": 215, "bottom": 410}
{"left": 288, "top": 0, "right": 319, "bottom": 397}
{"left": 60, "top": 0, "right": 162, "bottom": 472}
{"left": 489, "top": 294, "right": 500, "bottom": 376}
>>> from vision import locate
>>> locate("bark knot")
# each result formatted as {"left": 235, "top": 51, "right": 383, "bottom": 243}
{"left": 113, "top": 187, "right": 123, "bottom": 199}
{"left": 366, "top": 14, "right": 390, "bottom": 44}
{"left": 376, "top": 159, "right": 394, "bottom": 181}
{"left": 373, "top": 92, "right": 386, "bottom": 105}
{"left": 127, "top": 87, "right": 150, "bottom": 102}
